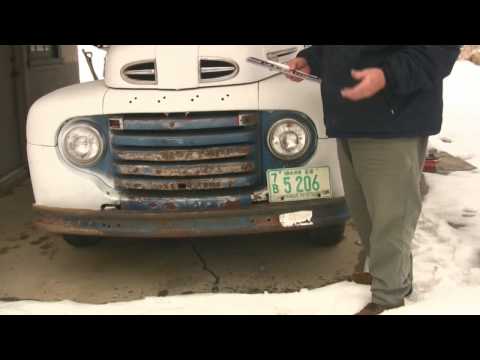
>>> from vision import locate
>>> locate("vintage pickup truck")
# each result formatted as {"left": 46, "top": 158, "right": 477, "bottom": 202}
{"left": 27, "top": 45, "right": 349, "bottom": 247}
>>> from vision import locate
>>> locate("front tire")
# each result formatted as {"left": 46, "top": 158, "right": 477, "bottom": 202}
{"left": 306, "top": 223, "right": 346, "bottom": 247}
{"left": 63, "top": 235, "right": 102, "bottom": 248}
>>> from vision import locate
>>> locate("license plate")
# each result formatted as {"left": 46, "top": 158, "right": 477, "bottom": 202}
{"left": 267, "top": 167, "right": 332, "bottom": 203}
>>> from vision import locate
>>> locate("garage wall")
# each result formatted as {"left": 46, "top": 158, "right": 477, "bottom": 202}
{"left": 25, "top": 46, "right": 79, "bottom": 108}
{"left": 0, "top": 45, "right": 79, "bottom": 181}
{"left": 0, "top": 46, "right": 22, "bottom": 178}
{"left": 18, "top": 45, "right": 79, "bottom": 165}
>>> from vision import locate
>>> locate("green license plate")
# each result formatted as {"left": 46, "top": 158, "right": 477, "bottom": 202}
{"left": 266, "top": 167, "right": 332, "bottom": 203}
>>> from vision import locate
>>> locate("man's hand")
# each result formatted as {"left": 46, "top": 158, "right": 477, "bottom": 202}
{"left": 286, "top": 57, "right": 311, "bottom": 82}
{"left": 341, "top": 68, "right": 386, "bottom": 101}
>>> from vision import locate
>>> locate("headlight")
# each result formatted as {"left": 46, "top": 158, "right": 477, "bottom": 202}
{"left": 267, "top": 118, "right": 312, "bottom": 161}
{"left": 59, "top": 121, "right": 105, "bottom": 167}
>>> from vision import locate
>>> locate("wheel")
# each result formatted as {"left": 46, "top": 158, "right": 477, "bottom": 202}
{"left": 63, "top": 235, "right": 102, "bottom": 248}
{"left": 306, "top": 223, "right": 346, "bottom": 247}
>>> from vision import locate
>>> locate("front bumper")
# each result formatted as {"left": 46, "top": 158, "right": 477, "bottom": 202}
{"left": 33, "top": 198, "right": 349, "bottom": 239}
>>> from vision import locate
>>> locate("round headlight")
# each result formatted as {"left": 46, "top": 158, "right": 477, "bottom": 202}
{"left": 267, "top": 118, "right": 312, "bottom": 161}
{"left": 59, "top": 122, "right": 104, "bottom": 167}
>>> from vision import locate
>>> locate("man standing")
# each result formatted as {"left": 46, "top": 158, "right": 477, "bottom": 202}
{"left": 287, "top": 46, "right": 460, "bottom": 315}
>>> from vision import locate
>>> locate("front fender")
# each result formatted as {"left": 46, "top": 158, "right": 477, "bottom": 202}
{"left": 27, "top": 80, "right": 108, "bottom": 146}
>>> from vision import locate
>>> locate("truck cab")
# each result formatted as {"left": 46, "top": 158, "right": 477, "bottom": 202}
{"left": 27, "top": 45, "right": 348, "bottom": 247}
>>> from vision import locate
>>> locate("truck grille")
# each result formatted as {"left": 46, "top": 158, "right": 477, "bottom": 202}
{"left": 110, "top": 112, "right": 261, "bottom": 193}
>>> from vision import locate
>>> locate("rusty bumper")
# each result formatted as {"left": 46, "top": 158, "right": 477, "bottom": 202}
{"left": 33, "top": 198, "right": 349, "bottom": 239}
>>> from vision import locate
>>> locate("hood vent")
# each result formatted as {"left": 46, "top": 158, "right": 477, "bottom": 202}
{"left": 121, "top": 60, "right": 157, "bottom": 84}
{"left": 199, "top": 58, "right": 239, "bottom": 82}
{"left": 266, "top": 47, "right": 298, "bottom": 62}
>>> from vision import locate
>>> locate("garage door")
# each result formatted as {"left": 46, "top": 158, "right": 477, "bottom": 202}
{"left": 0, "top": 46, "right": 21, "bottom": 178}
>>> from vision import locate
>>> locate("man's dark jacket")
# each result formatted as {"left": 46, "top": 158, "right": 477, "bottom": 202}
{"left": 297, "top": 45, "right": 461, "bottom": 138}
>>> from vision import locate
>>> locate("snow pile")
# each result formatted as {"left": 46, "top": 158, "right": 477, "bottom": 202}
{"left": 398, "top": 60, "right": 480, "bottom": 313}
{"left": 0, "top": 283, "right": 371, "bottom": 315}
{"left": 1, "top": 61, "right": 479, "bottom": 315}
{"left": 403, "top": 171, "right": 480, "bottom": 311}
{"left": 430, "top": 60, "right": 480, "bottom": 169}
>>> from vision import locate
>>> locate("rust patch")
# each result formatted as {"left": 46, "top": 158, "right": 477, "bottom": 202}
{"left": 33, "top": 197, "right": 348, "bottom": 239}
{"left": 116, "top": 161, "right": 255, "bottom": 177}
{"left": 220, "top": 198, "right": 243, "bottom": 209}
{"left": 115, "top": 145, "right": 252, "bottom": 162}
{"left": 251, "top": 189, "right": 269, "bottom": 203}
{"left": 252, "top": 216, "right": 281, "bottom": 227}
{"left": 116, "top": 176, "right": 248, "bottom": 191}
{"left": 36, "top": 218, "right": 106, "bottom": 236}
{"left": 122, "top": 194, "right": 247, "bottom": 211}
{"left": 162, "top": 202, "right": 177, "bottom": 211}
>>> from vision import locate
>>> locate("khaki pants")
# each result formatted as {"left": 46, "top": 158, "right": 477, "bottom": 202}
{"left": 337, "top": 137, "right": 428, "bottom": 307}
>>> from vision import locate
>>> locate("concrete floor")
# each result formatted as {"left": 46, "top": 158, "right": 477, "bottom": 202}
{"left": 0, "top": 181, "right": 361, "bottom": 304}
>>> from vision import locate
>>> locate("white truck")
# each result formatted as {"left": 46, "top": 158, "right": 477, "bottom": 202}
{"left": 27, "top": 45, "right": 348, "bottom": 247}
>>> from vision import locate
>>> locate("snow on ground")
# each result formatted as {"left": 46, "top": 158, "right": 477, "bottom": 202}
{"left": 0, "top": 283, "right": 371, "bottom": 315}
{"left": 394, "top": 60, "right": 480, "bottom": 314}
{"left": 1, "top": 60, "right": 479, "bottom": 315}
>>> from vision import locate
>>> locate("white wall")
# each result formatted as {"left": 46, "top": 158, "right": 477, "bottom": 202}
{"left": 77, "top": 45, "right": 107, "bottom": 82}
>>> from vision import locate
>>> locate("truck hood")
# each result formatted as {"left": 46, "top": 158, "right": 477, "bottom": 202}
{"left": 104, "top": 45, "right": 303, "bottom": 90}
